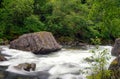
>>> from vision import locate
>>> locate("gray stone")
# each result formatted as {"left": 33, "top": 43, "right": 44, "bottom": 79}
{"left": 14, "top": 63, "right": 36, "bottom": 71}
{"left": 3, "top": 71, "right": 50, "bottom": 79}
{"left": 10, "top": 32, "right": 62, "bottom": 54}
{"left": 108, "top": 56, "right": 120, "bottom": 79}
{"left": 0, "top": 55, "right": 7, "bottom": 61}
{"left": 111, "top": 38, "right": 120, "bottom": 56}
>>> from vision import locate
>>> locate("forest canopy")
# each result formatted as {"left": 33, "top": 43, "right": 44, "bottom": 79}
{"left": 0, "top": 0, "right": 120, "bottom": 44}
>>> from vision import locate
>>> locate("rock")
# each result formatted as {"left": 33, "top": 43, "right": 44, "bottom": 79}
{"left": 109, "top": 57, "right": 119, "bottom": 70}
{"left": 3, "top": 71, "right": 50, "bottom": 79}
{"left": 108, "top": 56, "right": 120, "bottom": 79}
{"left": 0, "top": 55, "right": 7, "bottom": 61}
{"left": 111, "top": 38, "right": 120, "bottom": 56}
{"left": 14, "top": 63, "right": 36, "bottom": 71}
{"left": 0, "top": 66, "right": 8, "bottom": 71}
{"left": 10, "top": 32, "right": 62, "bottom": 54}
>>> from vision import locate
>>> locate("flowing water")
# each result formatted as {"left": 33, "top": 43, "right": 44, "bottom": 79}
{"left": 0, "top": 45, "right": 115, "bottom": 79}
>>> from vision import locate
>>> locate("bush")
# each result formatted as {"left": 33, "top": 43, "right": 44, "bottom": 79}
{"left": 86, "top": 44, "right": 111, "bottom": 79}
{"left": 24, "top": 15, "right": 45, "bottom": 33}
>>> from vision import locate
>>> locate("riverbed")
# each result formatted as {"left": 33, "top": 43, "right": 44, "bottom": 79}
{"left": 0, "top": 45, "right": 115, "bottom": 79}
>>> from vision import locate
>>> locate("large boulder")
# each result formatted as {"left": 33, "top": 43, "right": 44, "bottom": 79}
{"left": 111, "top": 38, "right": 120, "bottom": 56}
{"left": 10, "top": 32, "right": 62, "bottom": 54}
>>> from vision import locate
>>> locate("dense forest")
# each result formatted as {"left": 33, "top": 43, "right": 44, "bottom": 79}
{"left": 0, "top": 0, "right": 120, "bottom": 44}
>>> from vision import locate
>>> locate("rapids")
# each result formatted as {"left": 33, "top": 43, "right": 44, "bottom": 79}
{"left": 0, "top": 45, "right": 115, "bottom": 79}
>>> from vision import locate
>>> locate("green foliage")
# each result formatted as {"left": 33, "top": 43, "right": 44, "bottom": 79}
{"left": 0, "top": 38, "right": 3, "bottom": 44}
{"left": 87, "top": 70, "right": 111, "bottom": 79}
{"left": 90, "top": 37, "right": 101, "bottom": 45}
{"left": 88, "top": 0, "right": 120, "bottom": 40}
{"left": 86, "top": 41, "right": 111, "bottom": 79}
{"left": 0, "top": 0, "right": 34, "bottom": 40}
{"left": 0, "top": 0, "right": 120, "bottom": 43}
{"left": 24, "top": 15, "right": 45, "bottom": 33}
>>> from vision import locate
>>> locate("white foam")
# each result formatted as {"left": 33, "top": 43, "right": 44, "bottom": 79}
{"left": 0, "top": 45, "right": 115, "bottom": 77}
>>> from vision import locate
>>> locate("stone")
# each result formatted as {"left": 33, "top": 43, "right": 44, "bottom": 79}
{"left": 14, "top": 63, "right": 36, "bottom": 71}
{"left": 0, "top": 55, "right": 7, "bottom": 61}
{"left": 111, "top": 38, "right": 120, "bottom": 56}
{"left": 10, "top": 32, "right": 62, "bottom": 54}
{"left": 108, "top": 56, "right": 120, "bottom": 79}
{"left": 3, "top": 71, "right": 50, "bottom": 79}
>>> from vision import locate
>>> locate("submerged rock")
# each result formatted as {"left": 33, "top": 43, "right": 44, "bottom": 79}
{"left": 111, "top": 38, "right": 120, "bottom": 56}
{"left": 0, "top": 71, "right": 50, "bottom": 79}
{"left": 14, "top": 63, "right": 36, "bottom": 71}
{"left": 10, "top": 32, "right": 62, "bottom": 54}
{"left": 4, "top": 64, "right": 50, "bottom": 79}
{"left": 0, "top": 55, "right": 7, "bottom": 61}
{"left": 0, "top": 66, "right": 8, "bottom": 71}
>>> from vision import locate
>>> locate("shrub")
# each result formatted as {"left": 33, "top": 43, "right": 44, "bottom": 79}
{"left": 24, "top": 15, "right": 45, "bottom": 33}
{"left": 86, "top": 45, "right": 111, "bottom": 79}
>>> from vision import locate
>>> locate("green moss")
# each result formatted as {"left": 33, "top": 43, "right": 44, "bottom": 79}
{"left": 111, "top": 59, "right": 118, "bottom": 65}
{"left": 87, "top": 70, "right": 111, "bottom": 79}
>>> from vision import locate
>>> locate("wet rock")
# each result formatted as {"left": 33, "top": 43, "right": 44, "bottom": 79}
{"left": 108, "top": 56, "right": 120, "bottom": 79}
{"left": 111, "top": 38, "right": 120, "bottom": 56}
{"left": 14, "top": 63, "right": 36, "bottom": 71}
{"left": 0, "top": 66, "right": 8, "bottom": 71}
{"left": 3, "top": 71, "right": 50, "bottom": 79}
{"left": 0, "top": 55, "right": 7, "bottom": 61}
{"left": 3, "top": 63, "right": 50, "bottom": 79}
{"left": 10, "top": 32, "right": 62, "bottom": 54}
{"left": 0, "top": 70, "right": 5, "bottom": 79}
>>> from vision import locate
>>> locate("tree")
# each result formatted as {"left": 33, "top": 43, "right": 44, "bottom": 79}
{"left": 0, "top": 0, "right": 34, "bottom": 40}
{"left": 88, "top": 0, "right": 120, "bottom": 41}
{"left": 24, "top": 15, "right": 45, "bottom": 33}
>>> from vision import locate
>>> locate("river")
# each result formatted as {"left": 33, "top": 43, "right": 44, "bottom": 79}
{"left": 0, "top": 45, "right": 115, "bottom": 79}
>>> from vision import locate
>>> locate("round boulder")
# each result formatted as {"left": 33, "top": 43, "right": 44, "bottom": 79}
{"left": 10, "top": 32, "right": 62, "bottom": 54}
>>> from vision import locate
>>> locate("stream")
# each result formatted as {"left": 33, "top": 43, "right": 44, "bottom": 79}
{"left": 0, "top": 45, "right": 115, "bottom": 79}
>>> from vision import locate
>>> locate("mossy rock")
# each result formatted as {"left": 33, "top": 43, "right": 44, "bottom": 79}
{"left": 87, "top": 70, "right": 111, "bottom": 79}
{"left": 108, "top": 57, "right": 120, "bottom": 79}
